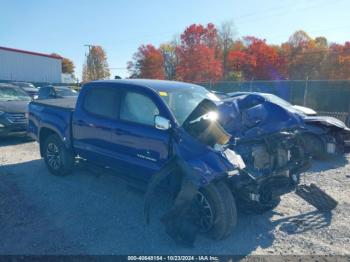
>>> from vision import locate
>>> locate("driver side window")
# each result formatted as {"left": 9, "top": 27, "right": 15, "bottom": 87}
{"left": 120, "top": 92, "right": 159, "bottom": 126}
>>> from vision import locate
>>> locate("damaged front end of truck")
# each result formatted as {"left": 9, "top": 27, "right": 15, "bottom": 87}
{"left": 144, "top": 98, "right": 335, "bottom": 246}
{"left": 216, "top": 93, "right": 312, "bottom": 212}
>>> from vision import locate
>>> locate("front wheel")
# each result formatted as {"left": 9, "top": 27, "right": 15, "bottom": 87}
{"left": 43, "top": 134, "right": 74, "bottom": 176}
{"left": 193, "top": 181, "right": 237, "bottom": 240}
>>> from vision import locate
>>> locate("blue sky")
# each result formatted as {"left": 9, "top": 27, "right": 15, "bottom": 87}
{"left": 1, "top": 0, "right": 349, "bottom": 79}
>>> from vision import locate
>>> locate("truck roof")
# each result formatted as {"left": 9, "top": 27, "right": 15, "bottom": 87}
{"left": 89, "top": 79, "right": 204, "bottom": 92}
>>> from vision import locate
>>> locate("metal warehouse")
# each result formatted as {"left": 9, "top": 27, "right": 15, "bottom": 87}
{"left": 0, "top": 46, "right": 62, "bottom": 83}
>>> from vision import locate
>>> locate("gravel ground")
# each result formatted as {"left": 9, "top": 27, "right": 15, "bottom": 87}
{"left": 0, "top": 137, "right": 349, "bottom": 255}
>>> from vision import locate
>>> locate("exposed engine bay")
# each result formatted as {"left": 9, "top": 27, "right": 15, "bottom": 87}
{"left": 232, "top": 131, "right": 307, "bottom": 177}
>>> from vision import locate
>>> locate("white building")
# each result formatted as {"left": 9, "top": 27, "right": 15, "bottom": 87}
{"left": 0, "top": 46, "right": 62, "bottom": 83}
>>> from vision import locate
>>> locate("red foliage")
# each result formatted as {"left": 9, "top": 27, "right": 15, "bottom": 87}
{"left": 128, "top": 44, "right": 165, "bottom": 79}
{"left": 244, "top": 36, "right": 286, "bottom": 80}
{"left": 128, "top": 26, "right": 350, "bottom": 81}
{"left": 226, "top": 50, "right": 256, "bottom": 77}
{"left": 176, "top": 24, "right": 222, "bottom": 82}
{"left": 323, "top": 42, "right": 350, "bottom": 79}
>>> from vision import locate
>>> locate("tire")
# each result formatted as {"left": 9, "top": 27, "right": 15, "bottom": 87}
{"left": 43, "top": 134, "right": 74, "bottom": 176}
{"left": 194, "top": 181, "right": 237, "bottom": 240}
{"left": 302, "top": 133, "right": 327, "bottom": 159}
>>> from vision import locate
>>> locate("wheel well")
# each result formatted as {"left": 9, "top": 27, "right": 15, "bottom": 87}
{"left": 302, "top": 133, "right": 325, "bottom": 146}
{"left": 39, "top": 128, "right": 58, "bottom": 156}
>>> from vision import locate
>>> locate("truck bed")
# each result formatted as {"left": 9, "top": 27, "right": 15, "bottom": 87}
{"left": 31, "top": 97, "right": 77, "bottom": 111}
{"left": 28, "top": 97, "right": 77, "bottom": 144}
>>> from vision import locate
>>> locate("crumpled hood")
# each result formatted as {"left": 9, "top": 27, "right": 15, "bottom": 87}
{"left": 292, "top": 105, "right": 317, "bottom": 116}
{"left": 0, "top": 100, "right": 30, "bottom": 113}
{"left": 304, "top": 116, "right": 350, "bottom": 131}
{"left": 216, "top": 95, "right": 304, "bottom": 139}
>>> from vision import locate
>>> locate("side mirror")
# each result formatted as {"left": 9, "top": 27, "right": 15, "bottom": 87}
{"left": 154, "top": 115, "right": 171, "bottom": 130}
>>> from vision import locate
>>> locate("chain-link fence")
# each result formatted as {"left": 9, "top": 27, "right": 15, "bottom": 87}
{"left": 199, "top": 80, "right": 350, "bottom": 126}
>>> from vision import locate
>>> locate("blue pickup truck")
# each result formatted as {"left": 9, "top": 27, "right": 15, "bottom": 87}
{"left": 28, "top": 79, "right": 310, "bottom": 244}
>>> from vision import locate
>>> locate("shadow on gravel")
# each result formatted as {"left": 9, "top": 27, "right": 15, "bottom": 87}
{"left": 0, "top": 159, "right": 334, "bottom": 254}
{"left": 277, "top": 210, "right": 332, "bottom": 235}
{"left": 0, "top": 135, "right": 33, "bottom": 147}
{"left": 310, "top": 154, "right": 349, "bottom": 172}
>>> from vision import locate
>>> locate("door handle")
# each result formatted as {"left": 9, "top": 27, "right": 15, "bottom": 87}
{"left": 75, "top": 120, "right": 86, "bottom": 126}
{"left": 75, "top": 120, "right": 94, "bottom": 127}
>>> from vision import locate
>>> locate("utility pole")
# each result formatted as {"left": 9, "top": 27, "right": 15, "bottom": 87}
{"left": 84, "top": 44, "right": 93, "bottom": 56}
{"left": 83, "top": 44, "right": 93, "bottom": 81}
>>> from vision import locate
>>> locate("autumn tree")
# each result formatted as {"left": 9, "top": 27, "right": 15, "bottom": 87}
{"left": 128, "top": 44, "right": 165, "bottom": 79}
{"left": 51, "top": 53, "right": 75, "bottom": 74}
{"left": 176, "top": 23, "right": 222, "bottom": 82}
{"left": 82, "top": 46, "right": 110, "bottom": 82}
{"left": 320, "top": 42, "right": 350, "bottom": 80}
{"left": 160, "top": 41, "right": 178, "bottom": 80}
{"left": 226, "top": 51, "right": 255, "bottom": 80}
{"left": 286, "top": 31, "right": 328, "bottom": 80}
{"left": 288, "top": 30, "right": 311, "bottom": 48}
{"left": 218, "top": 21, "right": 236, "bottom": 80}
{"left": 62, "top": 58, "right": 75, "bottom": 74}
{"left": 243, "top": 36, "right": 286, "bottom": 80}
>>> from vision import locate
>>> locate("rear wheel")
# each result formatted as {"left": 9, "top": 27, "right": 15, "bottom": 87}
{"left": 193, "top": 181, "right": 237, "bottom": 240}
{"left": 43, "top": 134, "right": 74, "bottom": 176}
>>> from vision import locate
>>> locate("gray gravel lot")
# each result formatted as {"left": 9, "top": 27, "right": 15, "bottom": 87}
{"left": 0, "top": 137, "right": 349, "bottom": 255}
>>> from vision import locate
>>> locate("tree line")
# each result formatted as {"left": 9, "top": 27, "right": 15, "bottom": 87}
{"left": 128, "top": 23, "right": 350, "bottom": 82}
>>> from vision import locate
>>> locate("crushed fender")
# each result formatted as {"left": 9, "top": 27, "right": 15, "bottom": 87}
{"left": 144, "top": 156, "right": 200, "bottom": 247}
{"left": 295, "top": 183, "right": 338, "bottom": 211}
{"left": 160, "top": 177, "right": 198, "bottom": 247}
{"left": 144, "top": 156, "right": 178, "bottom": 224}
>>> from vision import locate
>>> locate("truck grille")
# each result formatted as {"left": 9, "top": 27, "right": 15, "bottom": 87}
{"left": 5, "top": 112, "right": 27, "bottom": 124}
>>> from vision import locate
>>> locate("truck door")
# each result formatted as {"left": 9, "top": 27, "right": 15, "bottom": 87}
{"left": 72, "top": 86, "right": 120, "bottom": 167}
{"left": 110, "top": 90, "right": 170, "bottom": 181}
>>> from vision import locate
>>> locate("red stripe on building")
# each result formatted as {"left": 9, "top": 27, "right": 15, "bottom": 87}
{"left": 0, "top": 46, "right": 63, "bottom": 60}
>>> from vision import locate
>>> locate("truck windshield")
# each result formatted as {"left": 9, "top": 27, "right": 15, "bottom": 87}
{"left": 158, "top": 86, "right": 220, "bottom": 125}
{"left": 0, "top": 86, "right": 31, "bottom": 101}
